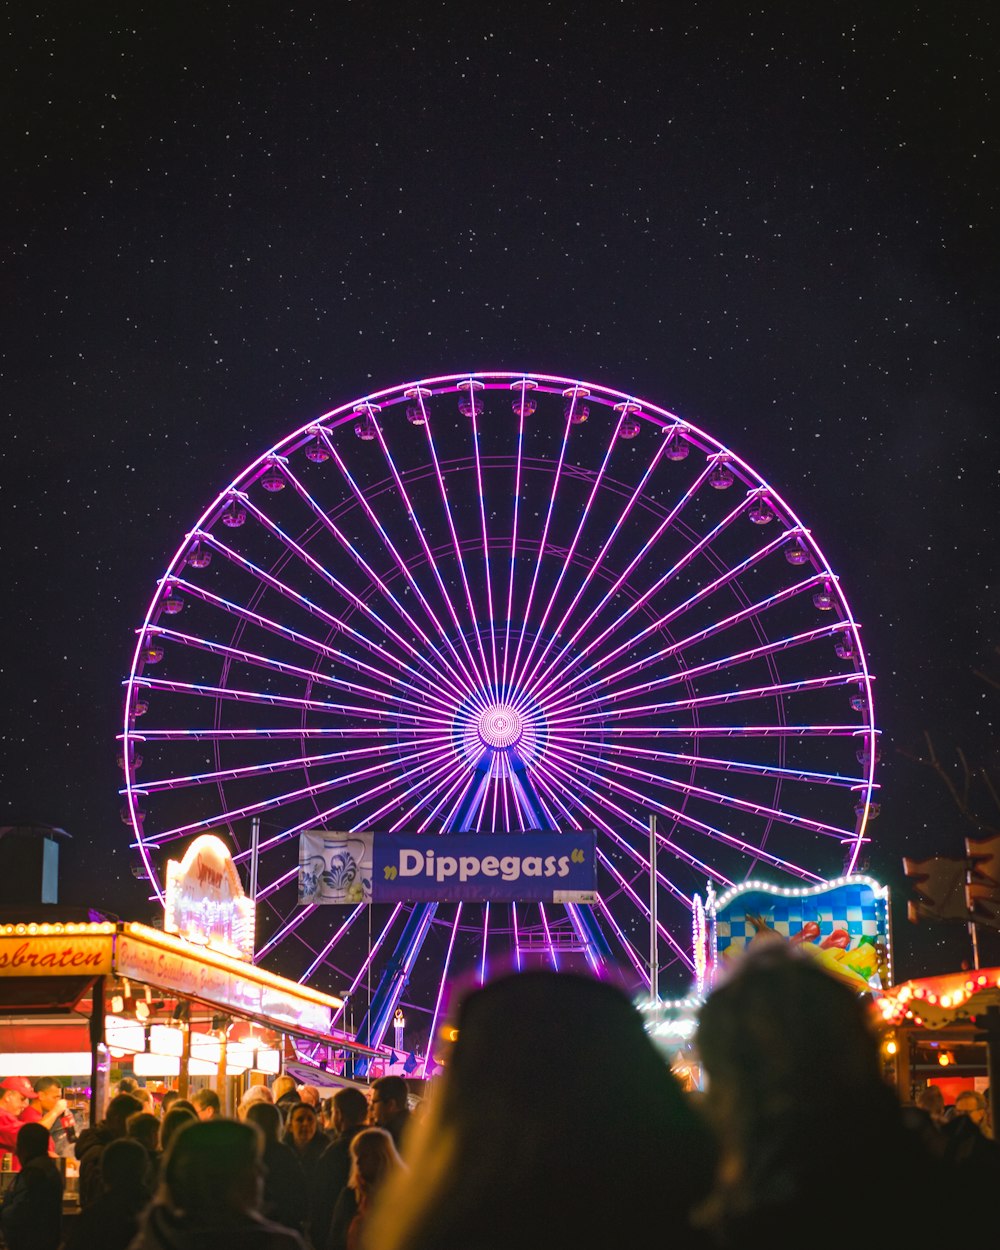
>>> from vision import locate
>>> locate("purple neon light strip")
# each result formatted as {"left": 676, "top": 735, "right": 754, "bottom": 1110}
{"left": 537, "top": 904, "right": 558, "bottom": 970}
{"left": 328, "top": 905, "right": 405, "bottom": 1031}
{"left": 422, "top": 902, "right": 463, "bottom": 1078}
{"left": 479, "top": 901, "right": 490, "bottom": 985}
{"left": 167, "top": 576, "right": 441, "bottom": 702}
{"left": 308, "top": 432, "right": 492, "bottom": 705}
{"left": 508, "top": 410, "right": 624, "bottom": 698}
{"left": 540, "top": 600, "right": 847, "bottom": 717}
{"left": 518, "top": 492, "right": 766, "bottom": 710}
{"left": 420, "top": 412, "right": 496, "bottom": 693}
{"left": 279, "top": 461, "right": 494, "bottom": 701}
{"left": 236, "top": 492, "right": 481, "bottom": 705}
{"left": 317, "top": 433, "right": 487, "bottom": 701}
{"left": 533, "top": 745, "right": 734, "bottom": 891}
{"left": 513, "top": 420, "right": 673, "bottom": 699}
{"left": 545, "top": 671, "right": 866, "bottom": 724}
{"left": 543, "top": 622, "right": 849, "bottom": 720}
{"left": 189, "top": 528, "right": 466, "bottom": 700}
{"left": 365, "top": 421, "right": 490, "bottom": 698}
{"left": 591, "top": 847, "right": 690, "bottom": 972}
{"left": 298, "top": 904, "right": 366, "bottom": 982}
{"left": 514, "top": 449, "right": 720, "bottom": 707}
{"left": 533, "top": 740, "right": 820, "bottom": 883}
{"left": 505, "top": 391, "right": 577, "bottom": 690}
{"left": 141, "top": 737, "right": 469, "bottom": 849}
{"left": 512, "top": 901, "right": 523, "bottom": 972}
{"left": 559, "top": 741, "right": 853, "bottom": 842}
{"left": 615, "top": 744, "right": 863, "bottom": 788}
{"left": 254, "top": 903, "right": 316, "bottom": 960}
{"left": 147, "top": 624, "right": 458, "bottom": 723}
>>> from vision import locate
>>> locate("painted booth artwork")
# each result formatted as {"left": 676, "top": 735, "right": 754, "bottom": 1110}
{"left": 702, "top": 876, "right": 892, "bottom": 994}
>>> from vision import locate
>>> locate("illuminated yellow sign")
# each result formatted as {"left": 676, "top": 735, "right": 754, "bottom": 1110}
{"left": 0, "top": 934, "right": 112, "bottom": 977}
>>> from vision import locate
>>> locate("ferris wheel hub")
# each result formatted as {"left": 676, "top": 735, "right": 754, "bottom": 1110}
{"left": 476, "top": 703, "right": 525, "bottom": 749}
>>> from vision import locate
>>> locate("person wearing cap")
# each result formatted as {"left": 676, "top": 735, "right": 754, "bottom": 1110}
{"left": 20, "top": 1078, "right": 72, "bottom": 1158}
{"left": 0, "top": 1077, "right": 35, "bottom": 1172}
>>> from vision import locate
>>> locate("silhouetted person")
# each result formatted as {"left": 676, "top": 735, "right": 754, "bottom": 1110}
{"left": 693, "top": 942, "right": 965, "bottom": 1245}
{"left": 125, "top": 1112, "right": 162, "bottom": 1183}
{"left": 63, "top": 1136, "right": 152, "bottom": 1250}
{"left": 76, "top": 1093, "right": 143, "bottom": 1210}
{"left": 159, "top": 1106, "right": 197, "bottom": 1159}
{"left": 940, "top": 1088, "right": 1000, "bottom": 1184}
{"left": 366, "top": 968, "right": 717, "bottom": 1250}
{"left": 0, "top": 1121, "right": 63, "bottom": 1250}
{"left": 245, "top": 1101, "right": 308, "bottom": 1237}
{"left": 128, "top": 1118, "right": 306, "bottom": 1248}
{"left": 366, "top": 1075, "right": 410, "bottom": 1151}
{"left": 311, "top": 1087, "right": 369, "bottom": 1250}
{"left": 191, "top": 1088, "right": 220, "bottom": 1121}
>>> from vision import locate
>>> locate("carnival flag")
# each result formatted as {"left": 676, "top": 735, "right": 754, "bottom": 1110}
{"left": 902, "top": 854, "right": 970, "bottom": 924}
{"left": 404, "top": 1052, "right": 419, "bottom": 1075}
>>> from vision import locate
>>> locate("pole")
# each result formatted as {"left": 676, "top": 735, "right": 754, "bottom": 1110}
{"left": 649, "top": 813, "right": 658, "bottom": 1005}
{"left": 250, "top": 816, "right": 261, "bottom": 904}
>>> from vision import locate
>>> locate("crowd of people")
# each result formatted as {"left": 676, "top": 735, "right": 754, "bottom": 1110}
{"left": 1, "top": 945, "right": 998, "bottom": 1250}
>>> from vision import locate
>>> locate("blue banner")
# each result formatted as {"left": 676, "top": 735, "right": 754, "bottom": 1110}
{"left": 298, "top": 831, "right": 597, "bottom": 905}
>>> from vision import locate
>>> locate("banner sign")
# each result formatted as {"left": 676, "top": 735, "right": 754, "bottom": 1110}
{"left": 298, "top": 831, "right": 597, "bottom": 905}
{"left": 702, "top": 875, "right": 892, "bottom": 994}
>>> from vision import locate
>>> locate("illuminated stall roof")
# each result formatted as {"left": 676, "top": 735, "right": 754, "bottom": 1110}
{"left": 0, "top": 918, "right": 381, "bottom": 1059}
{"left": 875, "top": 967, "right": 1000, "bottom": 1030}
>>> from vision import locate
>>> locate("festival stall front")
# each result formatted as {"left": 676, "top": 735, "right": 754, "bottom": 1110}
{"left": 874, "top": 967, "right": 1000, "bottom": 1105}
{"left": 0, "top": 835, "right": 385, "bottom": 1126}
{"left": 644, "top": 875, "right": 893, "bottom": 1084}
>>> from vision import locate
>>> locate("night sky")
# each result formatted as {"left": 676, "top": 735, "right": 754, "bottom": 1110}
{"left": 4, "top": 4, "right": 998, "bottom": 985}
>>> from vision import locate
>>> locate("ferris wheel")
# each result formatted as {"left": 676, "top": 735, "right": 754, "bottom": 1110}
{"left": 121, "top": 371, "right": 879, "bottom": 1056}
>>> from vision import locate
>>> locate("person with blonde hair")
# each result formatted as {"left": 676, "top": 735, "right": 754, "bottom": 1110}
{"left": 365, "top": 968, "right": 716, "bottom": 1250}
{"left": 238, "top": 1083, "right": 275, "bottom": 1121}
{"left": 327, "top": 1126, "right": 404, "bottom": 1250}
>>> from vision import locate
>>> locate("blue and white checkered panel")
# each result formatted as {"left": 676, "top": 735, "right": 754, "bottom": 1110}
{"left": 715, "top": 883, "right": 883, "bottom": 948}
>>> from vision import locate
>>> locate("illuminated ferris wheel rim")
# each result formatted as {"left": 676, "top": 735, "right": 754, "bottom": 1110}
{"left": 121, "top": 369, "right": 879, "bottom": 1050}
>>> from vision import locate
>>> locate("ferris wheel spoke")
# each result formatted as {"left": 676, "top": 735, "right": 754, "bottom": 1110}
{"left": 549, "top": 621, "right": 849, "bottom": 718}
{"left": 562, "top": 670, "right": 867, "bottom": 724}
{"left": 526, "top": 493, "right": 765, "bottom": 708}
{"left": 132, "top": 675, "right": 414, "bottom": 720}
{"left": 509, "top": 413, "right": 626, "bottom": 696}
{"left": 298, "top": 903, "right": 367, "bottom": 983}
{"left": 167, "top": 576, "right": 441, "bottom": 704}
{"left": 594, "top": 848, "right": 693, "bottom": 969}
{"left": 187, "top": 528, "right": 460, "bottom": 697}
{"left": 280, "top": 446, "right": 490, "bottom": 701}
{"left": 519, "top": 456, "right": 720, "bottom": 705}
{"left": 285, "top": 435, "right": 487, "bottom": 700}
{"left": 421, "top": 409, "right": 497, "bottom": 690}
{"left": 599, "top": 742, "right": 865, "bottom": 789}
{"left": 360, "top": 419, "right": 489, "bottom": 694}
{"left": 514, "top": 420, "right": 674, "bottom": 698}
{"left": 505, "top": 392, "right": 578, "bottom": 690}
{"left": 147, "top": 624, "right": 445, "bottom": 716}
{"left": 567, "top": 743, "right": 855, "bottom": 842}
{"left": 421, "top": 903, "right": 464, "bottom": 1078}
{"left": 254, "top": 903, "right": 317, "bottom": 961}
{"left": 235, "top": 492, "right": 480, "bottom": 702}
{"left": 132, "top": 739, "right": 418, "bottom": 795}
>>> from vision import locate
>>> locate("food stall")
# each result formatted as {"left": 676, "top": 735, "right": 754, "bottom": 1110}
{"left": 0, "top": 835, "right": 387, "bottom": 1131}
{"left": 874, "top": 966, "right": 1000, "bottom": 1114}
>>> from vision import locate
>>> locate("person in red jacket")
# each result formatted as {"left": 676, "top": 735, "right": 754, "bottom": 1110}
{"left": 0, "top": 1077, "right": 35, "bottom": 1172}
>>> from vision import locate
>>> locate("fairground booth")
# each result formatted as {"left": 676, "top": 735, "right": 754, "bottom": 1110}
{"left": 0, "top": 832, "right": 385, "bottom": 1130}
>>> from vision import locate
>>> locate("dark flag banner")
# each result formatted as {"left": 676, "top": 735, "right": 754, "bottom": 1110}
{"left": 298, "top": 830, "right": 597, "bottom": 905}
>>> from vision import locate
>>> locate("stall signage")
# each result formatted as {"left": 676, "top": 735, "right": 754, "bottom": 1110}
{"left": 115, "top": 931, "right": 260, "bottom": 1016}
{"left": 298, "top": 830, "right": 597, "bottom": 904}
{"left": 0, "top": 934, "right": 112, "bottom": 976}
{"left": 164, "top": 834, "right": 255, "bottom": 960}
{"left": 703, "top": 875, "right": 891, "bottom": 993}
